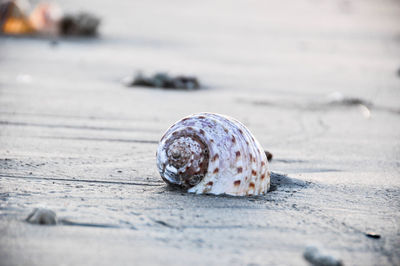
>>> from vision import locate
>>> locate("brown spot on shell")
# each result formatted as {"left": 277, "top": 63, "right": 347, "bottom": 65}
{"left": 187, "top": 126, "right": 193, "bottom": 131}
{"left": 237, "top": 167, "right": 243, "bottom": 173}
{"left": 235, "top": 151, "right": 241, "bottom": 157}
{"left": 182, "top": 118, "right": 189, "bottom": 122}
{"left": 238, "top": 129, "right": 243, "bottom": 135}
{"left": 249, "top": 154, "right": 253, "bottom": 161}
{"left": 224, "top": 128, "right": 228, "bottom": 133}
{"left": 199, "top": 129, "right": 205, "bottom": 135}
{"left": 261, "top": 174, "right": 265, "bottom": 180}
{"left": 213, "top": 168, "right": 219, "bottom": 174}
{"left": 261, "top": 161, "right": 265, "bottom": 166}
{"left": 212, "top": 154, "right": 219, "bottom": 162}
{"left": 203, "top": 182, "right": 212, "bottom": 193}
{"left": 251, "top": 170, "right": 257, "bottom": 176}
{"left": 198, "top": 116, "right": 206, "bottom": 119}
{"left": 234, "top": 180, "right": 241, "bottom": 186}
{"left": 231, "top": 136, "right": 236, "bottom": 143}
{"left": 249, "top": 182, "right": 255, "bottom": 189}
{"left": 210, "top": 139, "right": 214, "bottom": 143}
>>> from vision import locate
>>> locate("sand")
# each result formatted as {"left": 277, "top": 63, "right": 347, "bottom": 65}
{"left": 0, "top": 0, "right": 399, "bottom": 265}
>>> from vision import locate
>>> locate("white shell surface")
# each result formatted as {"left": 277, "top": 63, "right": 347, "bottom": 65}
{"left": 156, "top": 113, "right": 270, "bottom": 196}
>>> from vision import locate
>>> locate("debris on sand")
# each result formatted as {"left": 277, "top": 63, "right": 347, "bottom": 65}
{"left": 1, "top": 1, "right": 34, "bottom": 35}
{"left": 59, "top": 12, "right": 100, "bottom": 36}
{"left": 26, "top": 208, "right": 57, "bottom": 225}
{"left": 365, "top": 232, "right": 381, "bottom": 239}
{"left": 327, "top": 92, "right": 372, "bottom": 119}
{"left": 303, "top": 245, "right": 343, "bottom": 266}
{"left": 327, "top": 92, "right": 371, "bottom": 107}
{"left": 154, "top": 220, "right": 175, "bottom": 229}
{"left": 124, "top": 72, "right": 200, "bottom": 90}
{"left": 0, "top": 0, "right": 100, "bottom": 37}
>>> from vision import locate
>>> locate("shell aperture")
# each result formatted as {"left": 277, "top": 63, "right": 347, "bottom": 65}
{"left": 156, "top": 113, "right": 270, "bottom": 196}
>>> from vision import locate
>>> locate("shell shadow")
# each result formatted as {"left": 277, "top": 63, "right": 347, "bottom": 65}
{"left": 269, "top": 172, "right": 308, "bottom": 192}
{"left": 158, "top": 171, "right": 308, "bottom": 197}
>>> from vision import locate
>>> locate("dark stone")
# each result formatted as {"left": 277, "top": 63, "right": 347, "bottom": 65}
{"left": 128, "top": 72, "right": 200, "bottom": 90}
{"left": 365, "top": 232, "right": 381, "bottom": 239}
{"left": 59, "top": 12, "right": 100, "bottom": 36}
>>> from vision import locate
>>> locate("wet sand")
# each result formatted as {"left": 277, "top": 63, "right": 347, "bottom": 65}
{"left": 1, "top": 0, "right": 400, "bottom": 265}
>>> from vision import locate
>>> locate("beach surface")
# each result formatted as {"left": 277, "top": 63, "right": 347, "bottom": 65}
{"left": 1, "top": 0, "right": 400, "bottom": 265}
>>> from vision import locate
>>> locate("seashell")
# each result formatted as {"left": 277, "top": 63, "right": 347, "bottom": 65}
{"left": 156, "top": 113, "right": 270, "bottom": 196}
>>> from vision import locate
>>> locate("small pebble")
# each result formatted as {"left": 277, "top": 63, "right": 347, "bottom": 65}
{"left": 365, "top": 232, "right": 381, "bottom": 239}
{"left": 26, "top": 208, "right": 57, "bottom": 225}
{"left": 303, "top": 245, "right": 343, "bottom": 266}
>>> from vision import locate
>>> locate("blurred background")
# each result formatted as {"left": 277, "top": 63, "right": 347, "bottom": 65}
{"left": 2, "top": 0, "right": 399, "bottom": 96}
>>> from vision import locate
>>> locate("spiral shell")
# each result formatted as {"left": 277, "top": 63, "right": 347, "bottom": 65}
{"left": 156, "top": 113, "right": 270, "bottom": 196}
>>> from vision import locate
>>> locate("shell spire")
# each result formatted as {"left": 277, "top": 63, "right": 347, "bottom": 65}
{"left": 156, "top": 113, "right": 270, "bottom": 196}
